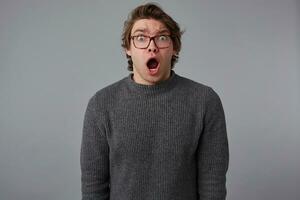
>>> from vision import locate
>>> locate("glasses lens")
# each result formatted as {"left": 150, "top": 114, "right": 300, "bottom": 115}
{"left": 133, "top": 35, "right": 148, "bottom": 48}
{"left": 133, "top": 35, "right": 171, "bottom": 49}
{"left": 155, "top": 35, "right": 171, "bottom": 48}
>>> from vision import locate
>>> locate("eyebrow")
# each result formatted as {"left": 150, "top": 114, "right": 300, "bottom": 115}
{"left": 132, "top": 29, "right": 170, "bottom": 35}
{"left": 132, "top": 29, "right": 146, "bottom": 34}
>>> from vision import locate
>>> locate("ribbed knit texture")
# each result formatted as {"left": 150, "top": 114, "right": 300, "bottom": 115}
{"left": 80, "top": 70, "right": 229, "bottom": 200}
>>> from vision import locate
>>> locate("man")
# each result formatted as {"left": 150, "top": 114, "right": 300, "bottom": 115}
{"left": 81, "top": 3, "right": 229, "bottom": 200}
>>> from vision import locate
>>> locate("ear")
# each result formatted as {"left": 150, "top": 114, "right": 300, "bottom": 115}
{"left": 125, "top": 48, "right": 132, "bottom": 56}
{"left": 173, "top": 50, "right": 178, "bottom": 56}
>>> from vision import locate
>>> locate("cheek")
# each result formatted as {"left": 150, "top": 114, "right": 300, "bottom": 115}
{"left": 165, "top": 50, "right": 175, "bottom": 61}
{"left": 131, "top": 51, "right": 144, "bottom": 66}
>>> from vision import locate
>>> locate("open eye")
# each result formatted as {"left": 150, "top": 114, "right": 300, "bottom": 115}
{"left": 158, "top": 35, "right": 168, "bottom": 41}
{"left": 135, "top": 35, "right": 147, "bottom": 42}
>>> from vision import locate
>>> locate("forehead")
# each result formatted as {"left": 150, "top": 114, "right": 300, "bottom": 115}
{"left": 131, "top": 19, "right": 169, "bottom": 35}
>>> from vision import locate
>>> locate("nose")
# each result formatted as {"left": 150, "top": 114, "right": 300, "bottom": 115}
{"left": 147, "top": 39, "right": 158, "bottom": 53}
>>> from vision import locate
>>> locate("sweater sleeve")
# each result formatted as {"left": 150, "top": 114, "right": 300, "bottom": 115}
{"left": 197, "top": 87, "right": 229, "bottom": 200}
{"left": 80, "top": 96, "right": 110, "bottom": 200}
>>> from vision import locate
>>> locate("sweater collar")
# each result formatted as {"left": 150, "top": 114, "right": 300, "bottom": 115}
{"left": 126, "top": 70, "right": 178, "bottom": 95}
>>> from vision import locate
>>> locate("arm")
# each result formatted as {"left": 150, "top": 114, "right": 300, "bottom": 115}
{"left": 80, "top": 96, "right": 110, "bottom": 200}
{"left": 197, "top": 87, "right": 229, "bottom": 200}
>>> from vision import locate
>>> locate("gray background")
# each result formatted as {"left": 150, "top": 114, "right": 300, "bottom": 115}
{"left": 1, "top": 0, "right": 299, "bottom": 199}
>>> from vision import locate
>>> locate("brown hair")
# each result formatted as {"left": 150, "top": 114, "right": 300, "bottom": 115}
{"left": 121, "top": 3, "right": 183, "bottom": 71}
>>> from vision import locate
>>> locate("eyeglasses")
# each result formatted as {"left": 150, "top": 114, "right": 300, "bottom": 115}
{"left": 131, "top": 35, "right": 172, "bottom": 49}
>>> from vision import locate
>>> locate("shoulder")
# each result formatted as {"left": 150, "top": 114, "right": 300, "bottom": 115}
{"left": 87, "top": 77, "right": 127, "bottom": 110}
{"left": 176, "top": 74, "right": 209, "bottom": 89}
{"left": 176, "top": 74, "right": 217, "bottom": 96}
{"left": 175, "top": 73, "right": 223, "bottom": 106}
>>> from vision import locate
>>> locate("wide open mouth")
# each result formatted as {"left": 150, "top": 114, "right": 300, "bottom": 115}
{"left": 147, "top": 58, "right": 159, "bottom": 69}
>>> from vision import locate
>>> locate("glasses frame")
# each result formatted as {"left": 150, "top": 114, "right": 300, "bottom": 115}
{"left": 130, "top": 35, "right": 172, "bottom": 49}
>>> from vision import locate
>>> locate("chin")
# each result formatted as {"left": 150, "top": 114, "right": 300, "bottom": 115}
{"left": 149, "top": 74, "right": 168, "bottom": 83}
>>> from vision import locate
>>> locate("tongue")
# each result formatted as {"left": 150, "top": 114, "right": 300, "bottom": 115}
{"left": 147, "top": 59, "right": 158, "bottom": 69}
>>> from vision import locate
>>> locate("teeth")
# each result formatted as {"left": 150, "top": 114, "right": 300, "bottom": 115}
{"left": 149, "top": 67, "right": 158, "bottom": 75}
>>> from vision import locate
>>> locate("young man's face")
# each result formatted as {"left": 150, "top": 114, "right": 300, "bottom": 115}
{"left": 126, "top": 18, "right": 177, "bottom": 85}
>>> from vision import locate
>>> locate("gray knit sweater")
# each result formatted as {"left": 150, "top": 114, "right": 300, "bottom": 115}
{"left": 80, "top": 71, "right": 229, "bottom": 200}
